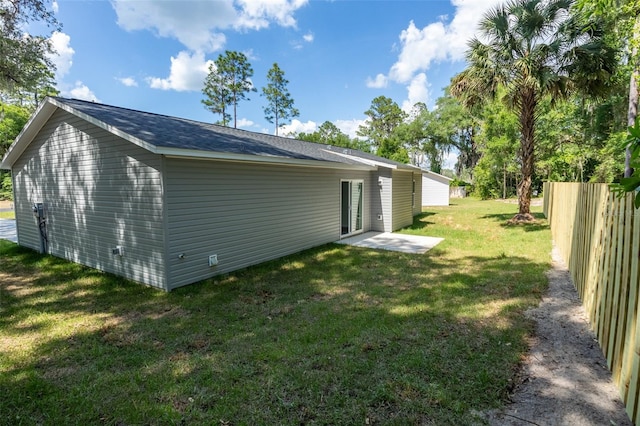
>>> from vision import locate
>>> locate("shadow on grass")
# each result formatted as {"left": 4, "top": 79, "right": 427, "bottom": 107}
{"left": 0, "top": 234, "right": 549, "bottom": 425}
{"left": 481, "top": 212, "right": 549, "bottom": 232}
{"left": 408, "top": 211, "right": 437, "bottom": 230}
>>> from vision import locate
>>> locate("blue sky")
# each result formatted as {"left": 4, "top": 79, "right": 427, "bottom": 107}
{"left": 45, "top": 0, "right": 502, "bottom": 141}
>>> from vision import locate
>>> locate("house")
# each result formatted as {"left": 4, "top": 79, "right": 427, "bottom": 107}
{"left": 422, "top": 170, "right": 452, "bottom": 207}
{"left": 0, "top": 97, "right": 423, "bottom": 291}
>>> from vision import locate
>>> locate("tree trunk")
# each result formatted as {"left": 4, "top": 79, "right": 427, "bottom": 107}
{"left": 222, "top": 104, "right": 227, "bottom": 127}
{"left": 233, "top": 96, "right": 237, "bottom": 129}
{"left": 515, "top": 89, "right": 536, "bottom": 222}
{"left": 503, "top": 165, "right": 507, "bottom": 199}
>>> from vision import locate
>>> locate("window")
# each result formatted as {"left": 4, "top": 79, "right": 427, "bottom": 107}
{"left": 412, "top": 179, "right": 416, "bottom": 208}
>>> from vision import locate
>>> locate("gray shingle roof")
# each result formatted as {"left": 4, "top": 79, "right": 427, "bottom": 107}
{"left": 53, "top": 97, "right": 417, "bottom": 170}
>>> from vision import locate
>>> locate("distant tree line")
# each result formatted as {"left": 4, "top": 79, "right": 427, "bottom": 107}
{"left": 0, "top": 0, "right": 61, "bottom": 199}
{"left": 280, "top": 0, "right": 636, "bottom": 223}
{"left": 1, "top": 0, "right": 638, "bottom": 214}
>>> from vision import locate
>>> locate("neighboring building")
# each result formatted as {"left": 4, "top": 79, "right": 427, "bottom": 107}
{"left": 422, "top": 170, "right": 452, "bottom": 207}
{"left": 449, "top": 186, "right": 467, "bottom": 199}
{"left": 1, "top": 97, "right": 422, "bottom": 291}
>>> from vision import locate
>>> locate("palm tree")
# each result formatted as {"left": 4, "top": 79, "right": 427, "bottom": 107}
{"left": 451, "top": 0, "right": 616, "bottom": 220}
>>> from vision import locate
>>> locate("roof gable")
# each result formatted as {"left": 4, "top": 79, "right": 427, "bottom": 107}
{"left": 422, "top": 170, "right": 453, "bottom": 182}
{"left": 2, "top": 97, "right": 420, "bottom": 172}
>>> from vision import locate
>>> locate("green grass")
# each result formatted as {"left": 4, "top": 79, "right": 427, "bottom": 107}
{"left": 0, "top": 198, "right": 551, "bottom": 425}
{"left": 0, "top": 210, "right": 14, "bottom": 219}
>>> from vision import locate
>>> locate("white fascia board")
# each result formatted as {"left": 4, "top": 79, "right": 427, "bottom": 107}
{"left": 422, "top": 170, "right": 453, "bottom": 181}
{"left": 323, "top": 149, "right": 422, "bottom": 172}
{"left": 161, "top": 147, "right": 375, "bottom": 170}
{"left": 394, "top": 163, "right": 422, "bottom": 172}
{"left": 322, "top": 149, "right": 398, "bottom": 169}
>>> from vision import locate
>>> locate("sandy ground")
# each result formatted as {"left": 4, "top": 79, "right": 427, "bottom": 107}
{"left": 0, "top": 200, "right": 13, "bottom": 210}
{"left": 478, "top": 248, "right": 633, "bottom": 425}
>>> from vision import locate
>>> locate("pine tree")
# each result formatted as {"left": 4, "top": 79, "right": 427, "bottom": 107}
{"left": 201, "top": 51, "right": 256, "bottom": 127}
{"left": 262, "top": 63, "right": 299, "bottom": 136}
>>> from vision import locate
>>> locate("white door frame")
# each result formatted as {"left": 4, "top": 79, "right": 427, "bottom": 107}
{"left": 340, "top": 179, "right": 364, "bottom": 237}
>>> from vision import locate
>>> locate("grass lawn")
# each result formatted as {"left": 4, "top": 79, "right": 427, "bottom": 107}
{"left": 0, "top": 198, "right": 551, "bottom": 425}
{"left": 0, "top": 210, "right": 14, "bottom": 219}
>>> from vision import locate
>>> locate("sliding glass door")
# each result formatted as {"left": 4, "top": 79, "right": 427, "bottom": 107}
{"left": 341, "top": 180, "right": 363, "bottom": 236}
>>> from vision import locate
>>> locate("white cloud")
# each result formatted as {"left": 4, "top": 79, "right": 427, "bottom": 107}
{"left": 46, "top": 32, "right": 98, "bottom": 102}
{"left": 113, "top": 0, "right": 308, "bottom": 93}
{"left": 243, "top": 48, "right": 257, "bottom": 61}
{"left": 388, "top": 0, "right": 504, "bottom": 84}
{"left": 112, "top": 0, "right": 308, "bottom": 53}
{"left": 236, "top": 118, "right": 256, "bottom": 129}
{"left": 401, "top": 73, "right": 430, "bottom": 112}
{"left": 117, "top": 77, "right": 138, "bottom": 87}
{"left": 112, "top": 0, "right": 232, "bottom": 53}
{"left": 52, "top": 1, "right": 59, "bottom": 14}
{"left": 235, "top": 0, "right": 308, "bottom": 30}
{"left": 292, "top": 31, "right": 314, "bottom": 49}
{"left": 368, "top": 0, "right": 503, "bottom": 115}
{"left": 65, "top": 81, "right": 99, "bottom": 102}
{"left": 388, "top": 20, "right": 447, "bottom": 84}
{"left": 48, "top": 31, "right": 74, "bottom": 80}
{"left": 447, "top": 0, "right": 505, "bottom": 60}
{"left": 147, "top": 51, "right": 213, "bottom": 92}
{"left": 335, "top": 119, "right": 366, "bottom": 140}
{"left": 280, "top": 119, "right": 317, "bottom": 136}
{"left": 44, "top": 30, "right": 99, "bottom": 102}
{"left": 366, "top": 73, "right": 388, "bottom": 89}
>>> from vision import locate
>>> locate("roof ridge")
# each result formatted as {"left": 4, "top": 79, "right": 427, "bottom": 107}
{"left": 51, "top": 96, "right": 361, "bottom": 154}
{"left": 49, "top": 97, "right": 418, "bottom": 171}
{"left": 53, "top": 96, "right": 217, "bottom": 128}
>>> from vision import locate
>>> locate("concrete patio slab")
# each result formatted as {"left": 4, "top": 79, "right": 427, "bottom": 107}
{"left": 336, "top": 231, "right": 443, "bottom": 254}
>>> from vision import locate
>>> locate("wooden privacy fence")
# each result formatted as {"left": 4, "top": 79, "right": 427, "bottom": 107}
{"left": 544, "top": 182, "right": 640, "bottom": 423}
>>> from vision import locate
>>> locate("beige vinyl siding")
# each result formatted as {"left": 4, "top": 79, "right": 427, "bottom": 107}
{"left": 165, "top": 158, "right": 371, "bottom": 289}
{"left": 413, "top": 172, "right": 423, "bottom": 215}
{"left": 392, "top": 170, "right": 414, "bottom": 231}
{"left": 11, "top": 109, "right": 166, "bottom": 289}
{"left": 371, "top": 168, "right": 392, "bottom": 232}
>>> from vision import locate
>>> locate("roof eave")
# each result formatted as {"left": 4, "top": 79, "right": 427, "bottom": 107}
{"left": 0, "top": 96, "right": 417, "bottom": 174}
{"left": 323, "top": 149, "right": 421, "bottom": 172}
{"left": 422, "top": 169, "right": 453, "bottom": 181}
{"left": 161, "top": 147, "right": 376, "bottom": 170}
{"left": 397, "top": 164, "right": 422, "bottom": 172}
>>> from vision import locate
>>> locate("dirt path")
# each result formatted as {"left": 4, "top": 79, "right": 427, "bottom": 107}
{"left": 480, "top": 248, "right": 633, "bottom": 425}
